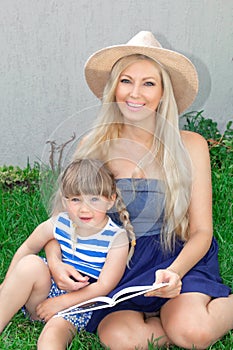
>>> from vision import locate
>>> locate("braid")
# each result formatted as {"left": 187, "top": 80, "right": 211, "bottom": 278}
{"left": 115, "top": 187, "right": 136, "bottom": 267}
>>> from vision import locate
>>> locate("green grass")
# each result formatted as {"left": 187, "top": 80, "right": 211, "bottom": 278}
{"left": 0, "top": 113, "right": 232, "bottom": 349}
{"left": 0, "top": 165, "right": 232, "bottom": 349}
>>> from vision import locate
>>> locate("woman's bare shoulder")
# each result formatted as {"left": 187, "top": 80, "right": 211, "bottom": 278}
{"left": 180, "top": 130, "right": 209, "bottom": 153}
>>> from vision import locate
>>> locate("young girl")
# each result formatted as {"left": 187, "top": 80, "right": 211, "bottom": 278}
{"left": 0, "top": 158, "right": 135, "bottom": 350}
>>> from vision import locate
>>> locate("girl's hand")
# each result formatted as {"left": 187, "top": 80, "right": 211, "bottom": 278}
{"left": 50, "top": 261, "right": 90, "bottom": 291}
{"left": 145, "top": 269, "right": 182, "bottom": 299}
{"left": 45, "top": 238, "right": 90, "bottom": 291}
{"left": 36, "top": 297, "right": 64, "bottom": 322}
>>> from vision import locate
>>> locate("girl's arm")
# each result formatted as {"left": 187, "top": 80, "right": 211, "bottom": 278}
{"left": 3, "top": 219, "right": 54, "bottom": 281}
{"left": 36, "top": 234, "right": 129, "bottom": 320}
{"left": 44, "top": 239, "right": 90, "bottom": 290}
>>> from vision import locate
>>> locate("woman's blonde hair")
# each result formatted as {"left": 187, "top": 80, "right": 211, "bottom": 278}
{"left": 55, "top": 158, "right": 136, "bottom": 265}
{"left": 72, "top": 54, "right": 192, "bottom": 251}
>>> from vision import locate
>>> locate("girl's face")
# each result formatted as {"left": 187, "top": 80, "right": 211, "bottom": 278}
{"left": 65, "top": 194, "right": 115, "bottom": 234}
{"left": 115, "top": 59, "right": 163, "bottom": 125}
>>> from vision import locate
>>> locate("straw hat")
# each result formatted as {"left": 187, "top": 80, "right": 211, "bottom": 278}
{"left": 85, "top": 31, "right": 198, "bottom": 114}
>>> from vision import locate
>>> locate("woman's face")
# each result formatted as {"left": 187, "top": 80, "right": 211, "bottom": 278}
{"left": 115, "top": 59, "right": 163, "bottom": 124}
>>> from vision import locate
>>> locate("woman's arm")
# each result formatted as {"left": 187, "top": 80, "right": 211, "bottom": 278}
{"left": 148, "top": 131, "right": 213, "bottom": 298}
{"left": 37, "top": 235, "right": 129, "bottom": 321}
{"left": 167, "top": 131, "right": 213, "bottom": 278}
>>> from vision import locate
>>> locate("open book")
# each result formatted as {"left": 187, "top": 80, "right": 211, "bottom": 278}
{"left": 54, "top": 282, "right": 169, "bottom": 317}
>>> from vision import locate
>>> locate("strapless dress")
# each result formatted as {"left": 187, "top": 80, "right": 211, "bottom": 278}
{"left": 86, "top": 178, "right": 231, "bottom": 332}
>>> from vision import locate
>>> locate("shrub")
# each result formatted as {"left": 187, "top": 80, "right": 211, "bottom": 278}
{"left": 0, "top": 163, "right": 40, "bottom": 191}
{"left": 182, "top": 110, "right": 233, "bottom": 173}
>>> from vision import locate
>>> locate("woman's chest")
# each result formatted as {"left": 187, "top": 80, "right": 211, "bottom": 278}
{"left": 106, "top": 139, "right": 163, "bottom": 179}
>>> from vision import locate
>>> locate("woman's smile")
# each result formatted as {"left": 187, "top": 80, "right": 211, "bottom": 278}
{"left": 115, "top": 59, "right": 163, "bottom": 124}
{"left": 126, "top": 101, "right": 145, "bottom": 111}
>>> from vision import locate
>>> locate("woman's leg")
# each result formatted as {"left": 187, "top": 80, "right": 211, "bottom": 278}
{"left": 161, "top": 292, "right": 233, "bottom": 349}
{"left": 37, "top": 317, "right": 76, "bottom": 350}
{"left": 98, "top": 293, "right": 233, "bottom": 350}
{"left": 0, "top": 254, "right": 51, "bottom": 333}
{"left": 98, "top": 310, "right": 170, "bottom": 350}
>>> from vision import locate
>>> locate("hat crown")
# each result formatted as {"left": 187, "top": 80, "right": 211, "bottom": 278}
{"left": 126, "top": 31, "right": 162, "bottom": 48}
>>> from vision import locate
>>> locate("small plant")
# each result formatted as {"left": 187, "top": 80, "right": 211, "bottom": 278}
{"left": 0, "top": 133, "right": 76, "bottom": 198}
{"left": 0, "top": 163, "right": 40, "bottom": 192}
{"left": 182, "top": 110, "right": 221, "bottom": 140}
{"left": 46, "top": 133, "right": 76, "bottom": 173}
{"left": 182, "top": 111, "right": 233, "bottom": 172}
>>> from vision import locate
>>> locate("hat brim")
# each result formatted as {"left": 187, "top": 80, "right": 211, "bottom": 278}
{"left": 85, "top": 44, "right": 198, "bottom": 115}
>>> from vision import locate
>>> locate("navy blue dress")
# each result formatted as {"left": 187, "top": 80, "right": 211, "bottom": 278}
{"left": 86, "top": 178, "right": 231, "bottom": 332}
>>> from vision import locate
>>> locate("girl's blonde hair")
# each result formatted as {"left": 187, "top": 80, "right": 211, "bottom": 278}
{"left": 72, "top": 54, "right": 192, "bottom": 252}
{"left": 57, "top": 158, "right": 136, "bottom": 265}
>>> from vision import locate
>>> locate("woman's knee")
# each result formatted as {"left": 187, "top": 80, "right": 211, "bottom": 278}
{"left": 98, "top": 312, "right": 133, "bottom": 349}
{"left": 162, "top": 309, "right": 214, "bottom": 349}
{"left": 167, "top": 322, "right": 214, "bottom": 349}
{"left": 161, "top": 294, "right": 216, "bottom": 349}
{"left": 98, "top": 311, "right": 164, "bottom": 350}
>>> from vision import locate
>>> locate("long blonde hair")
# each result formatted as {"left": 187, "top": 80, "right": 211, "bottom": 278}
{"left": 73, "top": 54, "right": 192, "bottom": 251}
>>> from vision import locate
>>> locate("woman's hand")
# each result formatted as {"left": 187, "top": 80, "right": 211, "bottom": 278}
{"left": 50, "top": 260, "right": 90, "bottom": 291}
{"left": 145, "top": 269, "right": 182, "bottom": 299}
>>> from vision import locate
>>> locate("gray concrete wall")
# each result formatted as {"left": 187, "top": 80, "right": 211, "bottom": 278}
{"left": 0, "top": 0, "right": 232, "bottom": 167}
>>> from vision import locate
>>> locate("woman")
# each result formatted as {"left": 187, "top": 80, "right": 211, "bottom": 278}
{"left": 45, "top": 31, "right": 233, "bottom": 349}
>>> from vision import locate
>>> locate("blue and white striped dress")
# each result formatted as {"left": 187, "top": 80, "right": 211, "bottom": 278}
{"left": 53, "top": 212, "right": 127, "bottom": 279}
{"left": 22, "top": 213, "right": 128, "bottom": 330}
{"left": 40, "top": 212, "right": 128, "bottom": 330}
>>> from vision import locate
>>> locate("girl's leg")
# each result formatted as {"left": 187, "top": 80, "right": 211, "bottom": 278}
{"left": 0, "top": 254, "right": 51, "bottom": 333}
{"left": 161, "top": 292, "right": 233, "bottom": 349}
{"left": 98, "top": 310, "right": 170, "bottom": 350}
{"left": 37, "top": 317, "right": 76, "bottom": 350}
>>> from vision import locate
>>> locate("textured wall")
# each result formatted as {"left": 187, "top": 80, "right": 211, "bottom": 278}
{"left": 0, "top": 0, "right": 232, "bottom": 167}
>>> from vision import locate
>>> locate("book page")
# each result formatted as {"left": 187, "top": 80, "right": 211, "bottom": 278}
{"left": 54, "top": 299, "right": 114, "bottom": 317}
{"left": 55, "top": 295, "right": 114, "bottom": 316}
{"left": 54, "top": 282, "right": 169, "bottom": 317}
{"left": 112, "top": 282, "right": 169, "bottom": 304}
